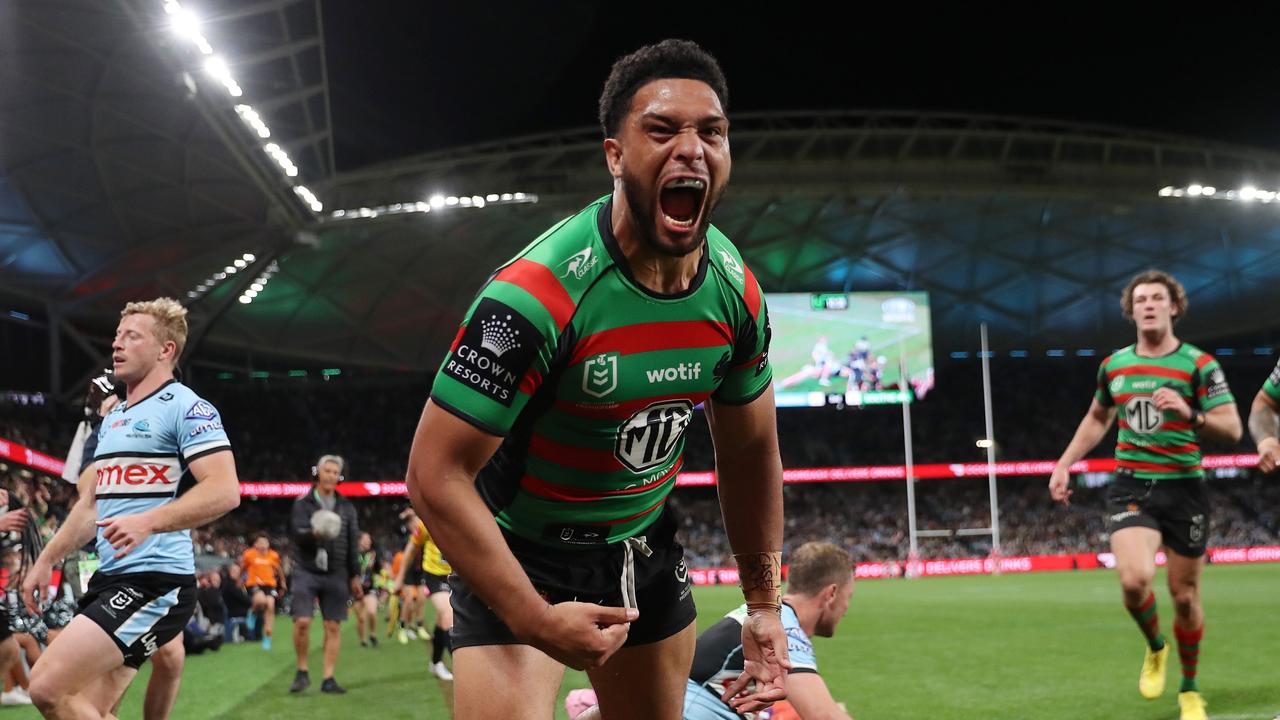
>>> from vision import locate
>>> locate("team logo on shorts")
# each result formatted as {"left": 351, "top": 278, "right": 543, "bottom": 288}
{"left": 1123, "top": 396, "right": 1163, "bottom": 435}
{"left": 108, "top": 591, "right": 133, "bottom": 612}
{"left": 1190, "top": 514, "right": 1206, "bottom": 544}
{"left": 614, "top": 400, "right": 693, "bottom": 472}
{"left": 582, "top": 353, "right": 619, "bottom": 399}
{"left": 674, "top": 559, "right": 689, "bottom": 584}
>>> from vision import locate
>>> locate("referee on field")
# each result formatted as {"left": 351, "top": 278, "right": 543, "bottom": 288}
{"left": 288, "top": 455, "right": 361, "bottom": 695}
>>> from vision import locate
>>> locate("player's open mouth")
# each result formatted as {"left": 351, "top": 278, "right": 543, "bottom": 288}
{"left": 658, "top": 176, "right": 707, "bottom": 233}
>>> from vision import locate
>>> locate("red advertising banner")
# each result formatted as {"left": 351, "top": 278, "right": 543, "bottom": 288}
{"left": 2, "top": 436, "right": 1262, "bottom": 493}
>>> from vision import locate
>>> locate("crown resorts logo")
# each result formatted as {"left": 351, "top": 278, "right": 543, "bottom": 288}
{"left": 480, "top": 313, "right": 521, "bottom": 358}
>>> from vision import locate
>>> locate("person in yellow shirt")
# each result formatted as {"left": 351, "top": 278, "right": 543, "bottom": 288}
{"left": 241, "top": 534, "right": 285, "bottom": 650}
{"left": 394, "top": 509, "right": 454, "bottom": 681}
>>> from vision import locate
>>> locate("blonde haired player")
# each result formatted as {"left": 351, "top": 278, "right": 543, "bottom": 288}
{"left": 23, "top": 298, "right": 241, "bottom": 719}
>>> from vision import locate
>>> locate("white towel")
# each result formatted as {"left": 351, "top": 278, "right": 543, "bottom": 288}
{"left": 61, "top": 420, "right": 91, "bottom": 484}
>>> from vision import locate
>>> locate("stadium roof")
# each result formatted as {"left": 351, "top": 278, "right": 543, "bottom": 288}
{"left": 5, "top": 1, "right": 1280, "bottom": 386}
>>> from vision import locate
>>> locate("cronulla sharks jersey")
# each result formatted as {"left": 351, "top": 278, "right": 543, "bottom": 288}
{"left": 94, "top": 380, "right": 230, "bottom": 575}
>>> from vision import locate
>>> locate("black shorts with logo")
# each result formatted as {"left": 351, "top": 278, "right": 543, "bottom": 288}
{"left": 79, "top": 571, "right": 197, "bottom": 669}
{"left": 450, "top": 509, "right": 695, "bottom": 650}
{"left": 423, "top": 572, "right": 449, "bottom": 596}
{"left": 1106, "top": 472, "right": 1210, "bottom": 558}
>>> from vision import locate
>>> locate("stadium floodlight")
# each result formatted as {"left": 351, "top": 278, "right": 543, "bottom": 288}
{"left": 250, "top": 283, "right": 263, "bottom": 292}
{"left": 238, "top": 296, "right": 252, "bottom": 304}
{"left": 975, "top": 439, "right": 994, "bottom": 449}
{"left": 430, "top": 195, "right": 445, "bottom": 208}
{"left": 1158, "top": 186, "right": 1174, "bottom": 197}
{"left": 233, "top": 259, "right": 247, "bottom": 268}
{"left": 326, "top": 191, "right": 538, "bottom": 223}
{"left": 1239, "top": 185, "right": 1258, "bottom": 201}
{"left": 243, "top": 253, "right": 255, "bottom": 262}
{"left": 1187, "top": 184, "right": 1203, "bottom": 197}
{"left": 446, "top": 196, "right": 459, "bottom": 206}
{"left": 203, "top": 56, "right": 242, "bottom": 97}
{"left": 1202, "top": 186, "right": 1216, "bottom": 196}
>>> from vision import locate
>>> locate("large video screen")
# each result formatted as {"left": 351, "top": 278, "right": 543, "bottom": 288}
{"left": 768, "top": 292, "right": 934, "bottom": 408}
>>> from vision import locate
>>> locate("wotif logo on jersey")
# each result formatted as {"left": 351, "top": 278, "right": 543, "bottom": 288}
{"left": 583, "top": 352, "right": 619, "bottom": 398}
{"left": 645, "top": 362, "right": 701, "bottom": 384}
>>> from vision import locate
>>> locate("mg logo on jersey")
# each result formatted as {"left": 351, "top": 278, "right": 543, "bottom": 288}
{"left": 614, "top": 399, "right": 694, "bottom": 472}
{"left": 582, "top": 353, "right": 619, "bottom": 398}
{"left": 1124, "top": 396, "right": 1164, "bottom": 435}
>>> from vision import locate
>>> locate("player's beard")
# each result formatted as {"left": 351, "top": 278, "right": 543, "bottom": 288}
{"left": 621, "top": 169, "right": 719, "bottom": 258}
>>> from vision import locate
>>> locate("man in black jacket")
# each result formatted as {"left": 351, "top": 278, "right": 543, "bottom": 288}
{"left": 288, "top": 455, "right": 361, "bottom": 694}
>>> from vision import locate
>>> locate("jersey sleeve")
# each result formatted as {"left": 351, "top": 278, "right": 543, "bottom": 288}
{"left": 1094, "top": 357, "right": 1115, "bottom": 407}
{"left": 712, "top": 264, "right": 773, "bottom": 405}
{"left": 1264, "top": 359, "right": 1280, "bottom": 403}
{"left": 1194, "top": 354, "right": 1235, "bottom": 411}
{"left": 176, "top": 395, "right": 231, "bottom": 462}
{"left": 430, "top": 259, "right": 570, "bottom": 436}
{"left": 784, "top": 624, "right": 818, "bottom": 674}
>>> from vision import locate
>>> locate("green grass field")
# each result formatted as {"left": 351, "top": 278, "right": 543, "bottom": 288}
{"left": 768, "top": 293, "right": 933, "bottom": 395}
{"left": 9, "top": 564, "right": 1277, "bottom": 719}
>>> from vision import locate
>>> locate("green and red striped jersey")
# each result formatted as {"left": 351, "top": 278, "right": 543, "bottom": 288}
{"left": 431, "top": 196, "right": 772, "bottom": 548}
{"left": 1094, "top": 343, "right": 1235, "bottom": 480}
{"left": 1263, "top": 358, "right": 1280, "bottom": 404}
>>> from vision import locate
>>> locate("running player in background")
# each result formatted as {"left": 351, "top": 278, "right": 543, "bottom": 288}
{"left": 1049, "top": 270, "right": 1241, "bottom": 720}
{"left": 354, "top": 532, "right": 380, "bottom": 648}
{"left": 406, "top": 39, "right": 788, "bottom": 720}
{"left": 1247, "top": 357, "right": 1280, "bottom": 474}
{"left": 394, "top": 510, "right": 454, "bottom": 680}
{"left": 23, "top": 298, "right": 241, "bottom": 719}
{"left": 241, "top": 534, "right": 285, "bottom": 650}
{"left": 394, "top": 509, "right": 428, "bottom": 644}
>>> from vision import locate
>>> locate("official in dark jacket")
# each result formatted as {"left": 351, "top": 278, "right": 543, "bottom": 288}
{"left": 287, "top": 455, "right": 361, "bottom": 695}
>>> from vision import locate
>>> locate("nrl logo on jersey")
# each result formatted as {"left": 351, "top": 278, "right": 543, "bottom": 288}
{"left": 582, "top": 352, "right": 619, "bottom": 398}
{"left": 557, "top": 246, "right": 598, "bottom": 280}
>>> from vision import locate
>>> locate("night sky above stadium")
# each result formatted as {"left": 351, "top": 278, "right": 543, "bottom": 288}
{"left": 322, "top": 4, "right": 1277, "bottom": 172}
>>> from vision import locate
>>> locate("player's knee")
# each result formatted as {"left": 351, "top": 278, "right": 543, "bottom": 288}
{"left": 28, "top": 669, "right": 62, "bottom": 712}
{"left": 294, "top": 617, "right": 312, "bottom": 632}
{"left": 1118, "top": 568, "right": 1153, "bottom": 596}
{"left": 1170, "top": 583, "right": 1199, "bottom": 612}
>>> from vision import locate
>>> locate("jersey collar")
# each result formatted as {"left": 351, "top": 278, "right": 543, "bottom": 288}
{"left": 121, "top": 378, "right": 178, "bottom": 412}
{"left": 596, "top": 197, "right": 709, "bottom": 300}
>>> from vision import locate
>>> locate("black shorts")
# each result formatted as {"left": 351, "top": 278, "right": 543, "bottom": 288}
{"left": 0, "top": 603, "right": 11, "bottom": 643}
{"left": 78, "top": 571, "right": 197, "bottom": 669}
{"left": 290, "top": 568, "right": 350, "bottom": 622}
{"left": 450, "top": 509, "right": 695, "bottom": 651}
{"left": 403, "top": 565, "right": 426, "bottom": 587}
{"left": 423, "top": 572, "right": 449, "bottom": 596}
{"left": 247, "top": 585, "right": 278, "bottom": 599}
{"left": 1106, "top": 473, "right": 1210, "bottom": 558}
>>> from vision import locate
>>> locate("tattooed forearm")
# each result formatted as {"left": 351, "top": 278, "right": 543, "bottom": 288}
{"left": 1249, "top": 402, "right": 1279, "bottom": 447}
{"left": 734, "top": 551, "right": 782, "bottom": 609}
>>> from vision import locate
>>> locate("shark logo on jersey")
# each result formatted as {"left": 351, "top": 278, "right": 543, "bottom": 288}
{"left": 583, "top": 353, "right": 619, "bottom": 398}
{"left": 557, "top": 246, "right": 598, "bottom": 280}
{"left": 717, "top": 249, "right": 744, "bottom": 284}
{"left": 185, "top": 401, "right": 217, "bottom": 421}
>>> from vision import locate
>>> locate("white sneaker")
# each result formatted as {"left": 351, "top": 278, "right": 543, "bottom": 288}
{"left": 1, "top": 689, "right": 33, "bottom": 705}
{"left": 430, "top": 661, "right": 453, "bottom": 681}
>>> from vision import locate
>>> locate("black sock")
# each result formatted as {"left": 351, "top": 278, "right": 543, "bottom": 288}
{"left": 432, "top": 627, "right": 445, "bottom": 664}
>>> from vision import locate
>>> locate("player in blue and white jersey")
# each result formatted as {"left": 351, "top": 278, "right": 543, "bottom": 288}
{"left": 683, "top": 542, "right": 856, "bottom": 720}
{"left": 24, "top": 298, "right": 241, "bottom": 720}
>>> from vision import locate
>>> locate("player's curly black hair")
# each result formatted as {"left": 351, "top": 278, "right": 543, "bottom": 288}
{"left": 597, "top": 39, "right": 728, "bottom": 139}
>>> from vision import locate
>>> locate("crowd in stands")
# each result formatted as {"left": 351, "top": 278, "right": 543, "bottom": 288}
{"left": 1, "top": 357, "right": 1277, "bottom": 583}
